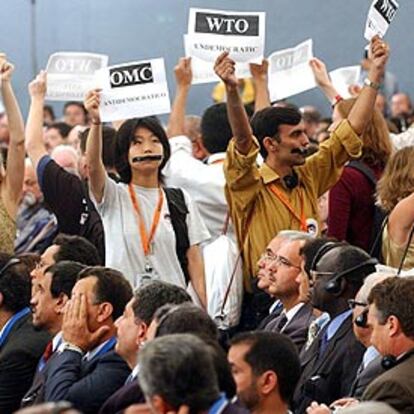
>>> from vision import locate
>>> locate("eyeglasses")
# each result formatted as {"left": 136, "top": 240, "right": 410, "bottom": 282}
{"left": 259, "top": 250, "right": 278, "bottom": 263}
{"left": 348, "top": 299, "right": 368, "bottom": 310}
{"left": 310, "top": 270, "right": 335, "bottom": 282}
{"left": 272, "top": 255, "right": 302, "bottom": 270}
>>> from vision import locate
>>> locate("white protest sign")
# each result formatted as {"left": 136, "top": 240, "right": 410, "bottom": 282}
{"left": 364, "top": 0, "right": 399, "bottom": 41}
{"left": 329, "top": 65, "right": 361, "bottom": 99}
{"left": 268, "top": 39, "right": 316, "bottom": 102}
{"left": 185, "top": 8, "right": 265, "bottom": 84}
{"left": 46, "top": 52, "right": 108, "bottom": 101}
{"left": 95, "top": 58, "right": 171, "bottom": 123}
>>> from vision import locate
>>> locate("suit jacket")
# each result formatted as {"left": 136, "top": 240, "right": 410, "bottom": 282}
{"left": 263, "top": 302, "right": 316, "bottom": 352}
{"left": 349, "top": 354, "right": 385, "bottom": 399}
{"left": 43, "top": 344, "right": 131, "bottom": 414}
{"left": 362, "top": 352, "right": 414, "bottom": 414}
{"left": 292, "top": 315, "right": 365, "bottom": 414}
{"left": 99, "top": 380, "right": 144, "bottom": 414}
{"left": 0, "top": 313, "right": 50, "bottom": 414}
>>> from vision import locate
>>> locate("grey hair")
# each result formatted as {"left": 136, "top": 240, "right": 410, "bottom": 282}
{"left": 277, "top": 230, "right": 314, "bottom": 242}
{"left": 356, "top": 272, "right": 395, "bottom": 303}
{"left": 340, "top": 401, "right": 398, "bottom": 414}
{"left": 138, "top": 334, "right": 220, "bottom": 413}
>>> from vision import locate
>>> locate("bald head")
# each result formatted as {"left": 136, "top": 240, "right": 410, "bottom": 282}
{"left": 51, "top": 145, "right": 79, "bottom": 175}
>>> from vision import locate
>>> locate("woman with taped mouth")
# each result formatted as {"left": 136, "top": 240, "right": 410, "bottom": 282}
{"left": 84, "top": 89, "right": 210, "bottom": 307}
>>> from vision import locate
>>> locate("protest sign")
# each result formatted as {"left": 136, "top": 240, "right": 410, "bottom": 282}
{"left": 185, "top": 8, "right": 265, "bottom": 84}
{"left": 365, "top": 0, "right": 399, "bottom": 41}
{"left": 46, "top": 52, "right": 108, "bottom": 101}
{"left": 268, "top": 39, "right": 316, "bottom": 102}
{"left": 329, "top": 65, "right": 361, "bottom": 99}
{"left": 95, "top": 58, "right": 171, "bottom": 122}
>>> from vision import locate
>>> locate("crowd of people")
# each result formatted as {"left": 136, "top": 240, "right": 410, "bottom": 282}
{"left": 0, "top": 33, "right": 414, "bottom": 414}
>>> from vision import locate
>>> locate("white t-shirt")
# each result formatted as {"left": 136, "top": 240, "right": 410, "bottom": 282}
{"left": 92, "top": 175, "right": 211, "bottom": 287}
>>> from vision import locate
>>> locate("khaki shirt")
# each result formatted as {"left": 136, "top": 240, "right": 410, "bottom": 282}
{"left": 224, "top": 120, "right": 362, "bottom": 290}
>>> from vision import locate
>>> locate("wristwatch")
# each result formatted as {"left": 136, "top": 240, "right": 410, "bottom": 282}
{"left": 364, "top": 78, "right": 380, "bottom": 90}
{"left": 60, "top": 342, "right": 85, "bottom": 356}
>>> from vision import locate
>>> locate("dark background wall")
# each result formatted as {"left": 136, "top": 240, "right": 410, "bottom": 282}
{"left": 0, "top": 0, "right": 411, "bottom": 118}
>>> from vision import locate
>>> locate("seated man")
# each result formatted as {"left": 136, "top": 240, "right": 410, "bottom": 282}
{"left": 228, "top": 331, "right": 300, "bottom": 414}
{"left": 22, "top": 261, "right": 86, "bottom": 407}
{"left": 15, "top": 158, "right": 57, "bottom": 254}
{"left": 43, "top": 266, "right": 132, "bottom": 413}
{"left": 0, "top": 255, "right": 50, "bottom": 412}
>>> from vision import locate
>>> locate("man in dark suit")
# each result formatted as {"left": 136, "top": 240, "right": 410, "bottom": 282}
{"left": 292, "top": 243, "right": 376, "bottom": 413}
{"left": 42, "top": 266, "right": 132, "bottom": 413}
{"left": 21, "top": 261, "right": 85, "bottom": 407}
{"left": 0, "top": 254, "right": 50, "bottom": 413}
{"left": 99, "top": 281, "right": 191, "bottom": 414}
{"left": 361, "top": 277, "right": 414, "bottom": 414}
{"left": 260, "top": 236, "right": 315, "bottom": 352}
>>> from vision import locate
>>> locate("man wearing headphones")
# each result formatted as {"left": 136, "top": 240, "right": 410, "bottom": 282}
{"left": 361, "top": 277, "right": 414, "bottom": 414}
{"left": 292, "top": 242, "right": 376, "bottom": 413}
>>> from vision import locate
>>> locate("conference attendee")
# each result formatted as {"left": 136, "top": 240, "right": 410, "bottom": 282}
{"left": 0, "top": 255, "right": 50, "bottom": 413}
{"left": 361, "top": 277, "right": 414, "bottom": 413}
{"left": 15, "top": 158, "right": 58, "bottom": 254}
{"left": 138, "top": 334, "right": 245, "bottom": 414}
{"left": 377, "top": 146, "right": 414, "bottom": 270}
{"left": 50, "top": 145, "right": 80, "bottom": 176}
{"left": 84, "top": 90, "right": 210, "bottom": 306}
{"left": 31, "top": 233, "right": 101, "bottom": 280}
{"left": 22, "top": 261, "right": 86, "bottom": 407}
{"left": 228, "top": 331, "right": 300, "bottom": 414}
{"left": 213, "top": 37, "right": 388, "bottom": 299}
{"left": 306, "top": 401, "right": 398, "bottom": 414}
{"left": 44, "top": 122, "right": 72, "bottom": 152}
{"left": 263, "top": 237, "right": 316, "bottom": 351}
{"left": 99, "top": 281, "right": 191, "bottom": 414}
{"left": 63, "top": 101, "right": 88, "bottom": 127}
{"left": 0, "top": 54, "right": 25, "bottom": 254}
{"left": 390, "top": 92, "right": 412, "bottom": 132}
{"left": 26, "top": 71, "right": 105, "bottom": 262}
{"left": 43, "top": 104, "right": 55, "bottom": 126}
{"left": 293, "top": 243, "right": 376, "bottom": 413}
{"left": 43, "top": 266, "right": 132, "bottom": 413}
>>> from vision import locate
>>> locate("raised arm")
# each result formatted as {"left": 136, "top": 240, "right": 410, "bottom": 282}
{"left": 1, "top": 55, "right": 25, "bottom": 210}
{"left": 84, "top": 90, "right": 106, "bottom": 203}
{"left": 214, "top": 52, "right": 253, "bottom": 155}
{"left": 26, "top": 71, "right": 49, "bottom": 169}
{"left": 250, "top": 59, "right": 270, "bottom": 112}
{"left": 347, "top": 36, "right": 389, "bottom": 136}
{"left": 167, "top": 57, "right": 192, "bottom": 138}
{"left": 309, "top": 57, "right": 340, "bottom": 104}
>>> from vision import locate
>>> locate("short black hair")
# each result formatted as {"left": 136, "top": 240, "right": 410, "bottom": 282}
{"left": 250, "top": 106, "right": 302, "bottom": 158}
{"left": 201, "top": 103, "right": 253, "bottom": 154}
{"left": 131, "top": 280, "right": 191, "bottom": 325}
{"left": 230, "top": 331, "right": 300, "bottom": 403}
{"left": 115, "top": 117, "right": 171, "bottom": 184}
{"left": 63, "top": 101, "right": 88, "bottom": 117}
{"left": 77, "top": 266, "right": 133, "bottom": 320}
{"left": 52, "top": 234, "right": 102, "bottom": 266}
{"left": 46, "top": 261, "right": 86, "bottom": 298}
{"left": 0, "top": 254, "right": 31, "bottom": 313}
{"left": 46, "top": 122, "right": 72, "bottom": 138}
{"left": 80, "top": 126, "right": 117, "bottom": 169}
{"left": 155, "top": 303, "right": 218, "bottom": 341}
{"left": 43, "top": 104, "right": 56, "bottom": 122}
{"left": 300, "top": 237, "right": 335, "bottom": 278}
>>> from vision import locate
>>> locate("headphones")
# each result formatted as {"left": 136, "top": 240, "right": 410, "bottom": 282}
{"left": 354, "top": 308, "right": 369, "bottom": 328}
{"left": 0, "top": 258, "right": 20, "bottom": 277}
{"left": 381, "top": 348, "right": 414, "bottom": 370}
{"left": 282, "top": 170, "right": 299, "bottom": 190}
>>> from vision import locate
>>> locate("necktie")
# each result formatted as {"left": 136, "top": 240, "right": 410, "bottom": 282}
{"left": 38, "top": 341, "right": 54, "bottom": 372}
{"left": 275, "top": 313, "right": 288, "bottom": 332}
{"left": 318, "top": 330, "right": 329, "bottom": 358}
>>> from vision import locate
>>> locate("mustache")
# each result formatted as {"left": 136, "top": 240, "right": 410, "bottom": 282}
{"left": 291, "top": 147, "right": 309, "bottom": 156}
{"left": 132, "top": 155, "right": 163, "bottom": 163}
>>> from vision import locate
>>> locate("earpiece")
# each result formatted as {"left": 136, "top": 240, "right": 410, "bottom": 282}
{"left": 381, "top": 347, "right": 414, "bottom": 370}
{"left": 354, "top": 308, "right": 369, "bottom": 328}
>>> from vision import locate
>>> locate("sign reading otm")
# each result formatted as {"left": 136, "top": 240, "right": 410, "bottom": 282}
{"left": 96, "top": 58, "right": 171, "bottom": 122}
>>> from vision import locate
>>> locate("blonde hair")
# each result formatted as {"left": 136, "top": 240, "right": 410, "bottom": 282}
{"left": 377, "top": 146, "right": 414, "bottom": 213}
{"left": 336, "top": 98, "right": 393, "bottom": 169}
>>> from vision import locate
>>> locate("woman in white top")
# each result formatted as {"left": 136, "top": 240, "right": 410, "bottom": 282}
{"left": 84, "top": 90, "right": 209, "bottom": 307}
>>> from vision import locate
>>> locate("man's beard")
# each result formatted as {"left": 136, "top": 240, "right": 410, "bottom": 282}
{"left": 238, "top": 381, "right": 261, "bottom": 411}
{"left": 21, "top": 192, "right": 38, "bottom": 208}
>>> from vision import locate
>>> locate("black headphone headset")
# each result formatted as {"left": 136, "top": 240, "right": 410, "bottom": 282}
{"left": 354, "top": 308, "right": 369, "bottom": 328}
{"left": 282, "top": 170, "right": 299, "bottom": 190}
{"left": 381, "top": 348, "right": 414, "bottom": 370}
{"left": 311, "top": 242, "right": 378, "bottom": 295}
{"left": 0, "top": 258, "right": 20, "bottom": 277}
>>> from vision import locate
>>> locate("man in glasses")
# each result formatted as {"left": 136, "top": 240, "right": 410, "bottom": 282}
{"left": 293, "top": 242, "right": 376, "bottom": 413}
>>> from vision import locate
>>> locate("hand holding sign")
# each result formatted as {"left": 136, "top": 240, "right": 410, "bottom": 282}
{"left": 368, "top": 35, "right": 390, "bottom": 83}
{"left": 28, "top": 70, "right": 47, "bottom": 99}
{"left": 174, "top": 57, "right": 192, "bottom": 89}
{"left": 84, "top": 89, "right": 101, "bottom": 125}
{"left": 249, "top": 59, "right": 268, "bottom": 83}
{"left": 214, "top": 51, "right": 238, "bottom": 89}
{"left": 309, "top": 58, "right": 331, "bottom": 89}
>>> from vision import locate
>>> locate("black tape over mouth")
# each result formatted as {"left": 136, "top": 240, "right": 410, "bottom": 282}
{"left": 132, "top": 155, "right": 163, "bottom": 163}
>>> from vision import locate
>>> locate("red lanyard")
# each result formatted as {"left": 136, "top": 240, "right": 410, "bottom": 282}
{"left": 269, "top": 184, "right": 307, "bottom": 231}
{"left": 128, "top": 184, "right": 164, "bottom": 256}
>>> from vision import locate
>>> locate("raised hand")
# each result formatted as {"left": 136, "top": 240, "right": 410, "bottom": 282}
{"left": 368, "top": 35, "right": 389, "bottom": 82}
{"left": 309, "top": 58, "right": 331, "bottom": 88}
{"left": 174, "top": 57, "right": 192, "bottom": 88}
{"left": 28, "top": 70, "right": 47, "bottom": 98}
{"left": 0, "top": 54, "right": 15, "bottom": 83}
{"left": 214, "top": 51, "right": 238, "bottom": 89}
{"left": 84, "top": 89, "right": 102, "bottom": 125}
{"left": 250, "top": 59, "right": 268, "bottom": 82}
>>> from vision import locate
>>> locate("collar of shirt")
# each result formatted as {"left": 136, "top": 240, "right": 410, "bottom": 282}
{"left": 0, "top": 316, "right": 14, "bottom": 341}
{"left": 52, "top": 331, "right": 64, "bottom": 352}
{"left": 131, "top": 363, "right": 140, "bottom": 379}
{"left": 208, "top": 393, "right": 228, "bottom": 414}
{"left": 326, "top": 309, "right": 352, "bottom": 341}
{"left": 259, "top": 162, "right": 282, "bottom": 185}
{"left": 83, "top": 337, "right": 115, "bottom": 362}
{"left": 207, "top": 152, "right": 226, "bottom": 165}
{"left": 363, "top": 346, "right": 380, "bottom": 369}
{"left": 269, "top": 300, "right": 282, "bottom": 314}
{"left": 283, "top": 302, "right": 305, "bottom": 325}
{"left": 0, "top": 307, "right": 31, "bottom": 347}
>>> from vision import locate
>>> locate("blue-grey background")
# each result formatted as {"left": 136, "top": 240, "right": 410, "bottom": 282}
{"left": 1, "top": 0, "right": 411, "bottom": 118}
